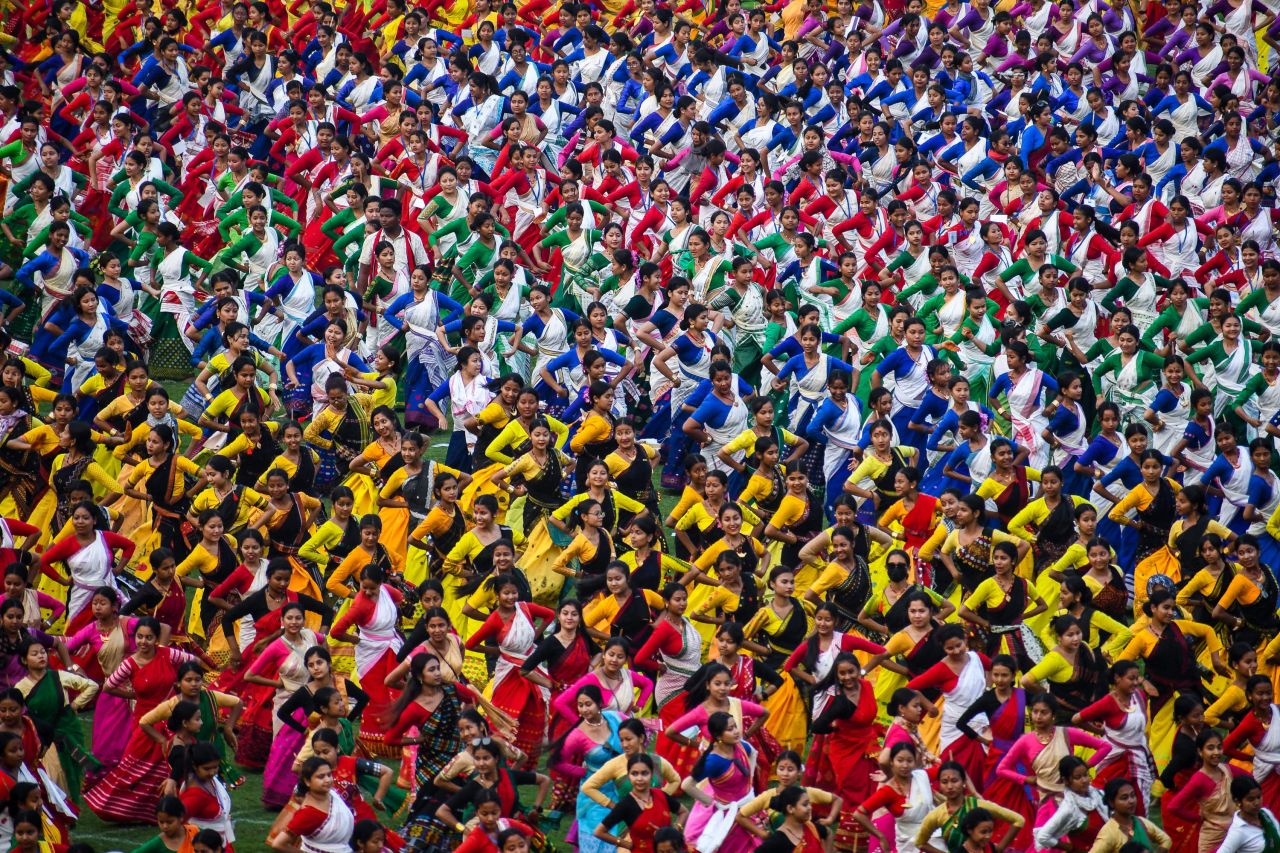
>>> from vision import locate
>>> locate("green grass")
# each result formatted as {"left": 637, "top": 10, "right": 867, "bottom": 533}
{"left": 72, "top": 387, "right": 680, "bottom": 852}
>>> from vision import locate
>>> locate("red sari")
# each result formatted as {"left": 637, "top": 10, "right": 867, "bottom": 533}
{"left": 899, "top": 495, "right": 939, "bottom": 549}
{"left": 728, "top": 654, "right": 782, "bottom": 792}
{"left": 809, "top": 680, "right": 882, "bottom": 851}
{"left": 1161, "top": 730, "right": 1201, "bottom": 853}
{"left": 84, "top": 647, "right": 195, "bottom": 823}
{"left": 329, "top": 756, "right": 406, "bottom": 850}
{"left": 547, "top": 633, "right": 593, "bottom": 807}
{"left": 605, "top": 790, "right": 676, "bottom": 853}
{"left": 463, "top": 603, "right": 555, "bottom": 763}
{"left": 226, "top": 602, "right": 294, "bottom": 768}
{"left": 979, "top": 689, "right": 1034, "bottom": 848}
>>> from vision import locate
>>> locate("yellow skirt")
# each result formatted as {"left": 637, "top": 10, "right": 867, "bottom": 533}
{"left": 1149, "top": 694, "right": 1179, "bottom": 773}
{"left": 518, "top": 518, "right": 566, "bottom": 607}
{"left": 461, "top": 462, "right": 510, "bottom": 522}
{"left": 1027, "top": 568, "right": 1062, "bottom": 639}
{"left": 348, "top": 472, "right": 380, "bottom": 518}
{"left": 873, "top": 666, "right": 907, "bottom": 725}
{"left": 922, "top": 698, "right": 943, "bottom": 756}
{"left": 378, "top": 505, "right": 409, "bottom": 573}
{"left": 1134, "top": 547, "right": 1181, "bottom": 616}
{"left": 26, "top": 491, "right": 55, "bottom": 550}
{"left": 762, "top": 672, "right": 808, "bottom": 753}
{"left": 441, "top": 574, "right": 468, "bottom": 627}
{"left": 329, "top": 597, "right": 357, "bottom": 678}
{"left": 404, "top": 545, "right": 428, "bottom": 587}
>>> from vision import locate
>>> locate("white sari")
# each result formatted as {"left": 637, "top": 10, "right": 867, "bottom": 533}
{"left": 298, "top": 791, "right": 354, "bottom": 853}
{"left": 1094, "top": 692, "right": 1156, "bottom": 811}
{"left": 65, "top": 533, "right": 116, "bottom": 624}
{"left": 939, "top": 651, "right": 987, "bottom": 752}
{"left": 704, "top": 389, "right": 749, "bottom": 475}
{"left": 353, "top": 587, "right": 403, "bottom": 680}
{"left": 1008, "top": 369, "right": 1051, "bottom": 467}
{"left": 494, "top": 604, "right": 549, "bottom": 706}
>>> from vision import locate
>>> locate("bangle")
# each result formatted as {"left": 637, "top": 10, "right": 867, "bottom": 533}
{"left": 455, "top": 823, "right": 466, "bottom": 833}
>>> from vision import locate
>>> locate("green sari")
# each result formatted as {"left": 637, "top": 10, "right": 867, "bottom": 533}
{"left": 940, "top": 796, "right": 982, "bottom": 853}
{"left": 22, "top": 670, "right": 98, "bottom": 802}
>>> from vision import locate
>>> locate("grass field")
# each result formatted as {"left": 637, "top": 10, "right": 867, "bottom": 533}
{"left": 70, "top": 412, "right": 673, "bottom": 853}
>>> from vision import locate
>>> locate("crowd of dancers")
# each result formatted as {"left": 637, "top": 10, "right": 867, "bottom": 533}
{"left": 6, "top": 0, "right": 1280, "bottom": 849}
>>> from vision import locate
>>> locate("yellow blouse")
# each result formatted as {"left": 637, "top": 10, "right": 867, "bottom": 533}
{"left": 1088, "top": 818, "right": 1169, "bottom": 853}
{"left": 553, "top": 531, "right": 613, "bottom": 575}
{"left": 605, "top": 444, "right": 659, "bottom": 480}
{"left": 583, "top": 589, "right": 667, "bottom": 633}
{"left": 741, "top": 785, "right": 835, "bottom": 819}
{"left": 721, "top": 428, "right": 802, "bottom": 459}
{"left": 302, "top": 395, "right": 375, "bottom": 449}
{"left": 694, "top": 537, "right": 767, "bottom": 572}
{"left": 1107, "top": 478, "right": 1183, "bottom": 523}
{"left": 380, "top": 462, "right": 463, "bottom": 502}
{"left": 19, "top": 423, "right": 108, "bottom": 457}
{"left": 328, "top": 546, "right": 379, "bottom": 598}
{"left": 849, "top": 447, "right": 920, "bottom": 490}
{"left": 441, "top": 527, "right": 524, "bottom": 576}
{"left": 1204, "top": 682, "right": 1247, "bottom": 727}
{"left": 298, "top": 518, "right": 355, "bottom": 567}
{"left": 1037, "top": 609, "right": 1132, "bottom": 657}
{"left": 810, "top": 561, "right": 858, "bottom": 598}
{"left": 940, "top": 527, "right": 1022, "bottom": 556}
{"left": 95, "top": 386, "right": 174, "bottom": 424}
{"left": 485, "top": 416, "right": 569, "bottom": 465}
{"left": 739, "top": 469, "right": 783, "bottom": 509}
{"left": 1008, "top": 496, "right": 1090, "bottom": 542}
{"left": 974, "top": 468, "right": 1043, "bottom": 501}
{"left": 770, "top": 494, "right": 812, "bottom": 530}
{"left": 175, "top": 536, "right": 239, "bottom": 579}
{"left": 356, "top": 370, "right": 397, "bottom": 410}
{"left": 878, "top": 497, "right": 941, "bottom": 536}
{"left": 1118, "top": 619, "right": 1223, "bottom": 661}
{"left": 554, "top": 490, "right": 647, "bottom": 526}
{"left": 189, "top": 486, "right": 269, "bottom": 531}
{"left": 741, "top": 599, "right": 814, "bottom": 652}
{"left": 915, "top": 801, "right": 1025, "bottom": 846}
{"left": 1218, "top": 572, "right": 1269, "bottom": 608}
{"left": 139, "top": 691, "right": 240, "bottom": 726}
{"left": 1176, "top": 567, "right": 1234, "bottom": 609}
{"left": 964, "top": 576, "right": 1041, "bottom": 612}
{"left": 127, "top": 455, "right": 202, "bottom": 503}
{"left": 501, "top": 449, "right": 571, "bottom": 483}
{"left": 114, "top": 419, "right": 202, "bottom": 459}
{"left": 216, "top": 421, "right": 283, "bottom": 460}
{"left": 254, "top": 449, "right": 322, "bottom": 488}
{"left": 49, "top": 453, "right": 122, "bottom": 497}
{"left": 202, "top": 387, "right": 270, "bottom": 422}
{"left": 570, "top": 414, "right": 612, "bottom": 454}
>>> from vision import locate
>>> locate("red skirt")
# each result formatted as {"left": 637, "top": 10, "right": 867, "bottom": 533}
{"left": 234, "top": 680, "right": 276, "bottom": 769}
{"left": 983, "top": 775, "right": 1035, "bottom": 849}
{"left": 654, "top": 694, "right": 701, "bottom": 779}
{"left": 489, "top": 668, "right": 546, "bottom": 768}
{"left": 301, "top": 213, "right": 340, "bottom": 270}
{"left": 1092, "top": 755, "right": 1146, "bottom": 816}
{"left": 941, "top": 736, "right": 989, "bottom": 793}
{"left": 1162, "top": 795, "right": 1198, "bottom": 853}
{"left": 818, "top": 749, "right": 877, "bottom": 852}
{"left": 84, "top": 727, "right": 167, "bottom": 824}
{"left": 356, "top": 650, "right": 403, "bottom": 759}
{"left": 1264, "top": 772, "right": 1280, "bottom": 817}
